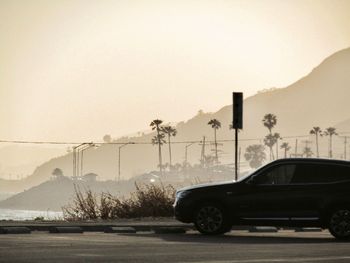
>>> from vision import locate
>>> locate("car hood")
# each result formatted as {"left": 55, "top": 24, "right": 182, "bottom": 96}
{"left": 177, "top": 180, "right": 235, "bottom": 192}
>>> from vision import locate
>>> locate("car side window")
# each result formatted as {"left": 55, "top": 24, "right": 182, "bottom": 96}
{"left": 291, "top": 163, "right": 350, "bottom": 184}
{"left": 318, "top": 164, "right": 350, "bottom": 182}
{"left": 290, "top": 164, "right": 316, "bottom": 184}
{"left": 254, "top": 164, "right": 296, "bottom": 185}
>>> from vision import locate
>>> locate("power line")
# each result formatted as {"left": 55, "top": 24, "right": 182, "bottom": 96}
{"left": 1, "top": 130, "right": 350, "bottom": 146}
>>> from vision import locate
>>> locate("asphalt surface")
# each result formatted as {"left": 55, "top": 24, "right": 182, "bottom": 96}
{"left": 1, "top": 230, "right": 350, "bottom": 262}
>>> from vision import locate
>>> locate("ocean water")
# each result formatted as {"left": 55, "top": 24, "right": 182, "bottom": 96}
{"left": 0, "top": 208, "right": 63, "bottom": 221}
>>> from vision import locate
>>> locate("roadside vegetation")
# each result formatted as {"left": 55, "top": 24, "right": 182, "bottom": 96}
{"left": 62, "top": 183, "right": 176, "bottom": 220}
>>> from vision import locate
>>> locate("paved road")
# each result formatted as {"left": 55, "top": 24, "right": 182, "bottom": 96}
{"left": 0, "top": 230, "right": 350, "bottom": 262}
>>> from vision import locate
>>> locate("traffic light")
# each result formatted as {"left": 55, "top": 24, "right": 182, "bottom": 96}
{"left": 232, "top": 92, "right": 243, "bottom": 129}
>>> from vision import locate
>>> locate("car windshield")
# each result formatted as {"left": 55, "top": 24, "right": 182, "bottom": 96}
{"left": 236, "top": 164, "right": 267, "bottom": 182}
{"left": 236, "top": 171, "right": 254, "bottom": 182}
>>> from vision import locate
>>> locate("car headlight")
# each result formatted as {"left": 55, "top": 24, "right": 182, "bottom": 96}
{"left": 174, "top": 190, "right": 190, "bottom": 205}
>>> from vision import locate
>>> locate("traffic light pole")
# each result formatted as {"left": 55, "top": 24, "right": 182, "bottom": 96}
{"left": 232, "top": 92, "right": 243, "bottom": 181}
{"left": 235, "top": 128, "right": 238, "bottom": 181}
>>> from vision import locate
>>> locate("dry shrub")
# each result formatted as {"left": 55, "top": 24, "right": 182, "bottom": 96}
{"left": 132, "top": 184, "right": 175, "bottom": 217}
{"left": 62, "top": 183, "right": 176, "bottom": 221}
{"left": 62, "top": 185, "right": 99, "bottom": 221}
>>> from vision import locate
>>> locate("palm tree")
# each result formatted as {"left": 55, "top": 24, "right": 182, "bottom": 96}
{"left": 280, "top": 142, "right": 291, "bottom": 158}
{"left": 263, "top": 134, "right": 277, "bottom": 160}
{"left": 262, "top": 113, "right": 277, "bottom": 160}
{"left": 302, "top": 146, "right": 313, "bottom": 158}
{"left": 274, "top": 133, "right": 282, "bottom": 159}
{"left": 244, "top": 144, "right": 266, "bottom": 169}
{"left": 208, "top": 119, "right": 221, "bottom": 164}
{"left": 323, "top": 127, "right": 338, "bottom": 158}
{"left": 309, "top": 127, "right": 322, "bottom": 157}
{"left": 262, "top": 113, "right": 277, "bottom": 134}
{"left": 161, "top": 125, "right": 177, "bottom": 169}
{"left": 150, "top": 119, "right": 165, "bottom": 175}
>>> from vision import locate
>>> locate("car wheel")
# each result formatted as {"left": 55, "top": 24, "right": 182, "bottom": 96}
{"left": 328, "top": 208, "right": 350, "bottom": 240}
{"left": 194, "top": 203, "right": 231, "bottom": 235}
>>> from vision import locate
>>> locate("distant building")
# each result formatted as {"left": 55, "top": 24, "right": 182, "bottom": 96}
{"left": 82, "top": 173, "right": 98, "bottom": 182}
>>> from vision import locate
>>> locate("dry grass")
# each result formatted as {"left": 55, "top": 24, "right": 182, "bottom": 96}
{"left": 62, "top": 183, "right": 176, "bottom": 221}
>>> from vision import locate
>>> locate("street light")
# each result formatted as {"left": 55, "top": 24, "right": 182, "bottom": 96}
{"left": 117, "top": 142, "right": 135, "bottom": 182}
{"left": 80, "top": 143, "right": 98, "bottom": 177}
{"left": 72, "top": 142, "right": 93, "bottom": 178}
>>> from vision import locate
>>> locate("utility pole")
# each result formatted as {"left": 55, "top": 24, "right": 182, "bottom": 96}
{"left": 302, "top": 140, "right": 312, "bottom": 157}
{"left": 199, "top": 136, "right": 205, "bottom": 165}
{"left": 199, "top": 136, "right": 210, "bottom": 167}
{"left": 340, "top": 136, "right": 348, "bottom": 160}
{"left": 276, "top": 136, "right": 282, "bottom": 159}
{"left": 345, "top": 137, "right": 348, "bottom": 160}
{"left": 185, "top": 143, "right": 194, "bottom": 165}
{"left": 294, "top": 139, "right": 298, "bottom": 157}
{"left": 302, "top": 140, "right": 312, "bottom": 148}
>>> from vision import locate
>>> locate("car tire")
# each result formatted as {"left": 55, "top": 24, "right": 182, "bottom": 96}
{"left": 194, "top": 203, "right": 231, "bottom": 235}
{"left": 328, "top": 208, "right": 350, "bottom": 240}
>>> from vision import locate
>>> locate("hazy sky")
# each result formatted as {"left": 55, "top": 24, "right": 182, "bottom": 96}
{"left": 1, "top": 0, "right": 350, "bottom": 141}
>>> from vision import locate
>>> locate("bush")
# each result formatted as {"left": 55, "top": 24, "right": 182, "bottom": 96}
{"left": 62, "top": 183, "right": 176, "bottom": 221}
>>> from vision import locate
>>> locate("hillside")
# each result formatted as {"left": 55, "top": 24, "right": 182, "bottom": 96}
{"left": 0, "top": 177, "right": 136, "bottom": 211}
{"left": 0, "top": 164, "right": 238, "bottom": 211}
{"left": 5, "top": 47, "right": 350, "bottom": 189}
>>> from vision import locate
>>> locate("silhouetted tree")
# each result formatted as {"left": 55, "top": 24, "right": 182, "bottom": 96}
{"left": 262, "top": 113, "right": 277, "bottom": 160}
{"left": 244, "top": 145, "right": 266, "bottom": 169}
{"left": 52, "top": 168, "right": 63, "bottom": 180}
{"left": 280, "top": 142, "right": 291, "bottom": 158}
{"left": 323, "top": 127, "right": 338, "bottom": 158}
{"left": 274, "top": 133, "right": 282, "bottom": 159}
{"left": 264, "top": 134, "right": 277, "bottom": 160}
{"left": 161, "top": 125, "right": 177, "bottom": 168}
{"left": 262, "top": 113, "right": 277, "bottom": 133}
{"left": 302, "top": 147, "right": 313, "bottom": 158}
{"left": 310, "top": 127, "right": 322, "bottom": 157}
{"left": 103, "top": 134, "right": 112, "bottom": 143}
{"left": 150, "top": 119, "right": 165, "bottom": 175}
{"left": 208, "top": 119, "right": 221, "bottom": 164}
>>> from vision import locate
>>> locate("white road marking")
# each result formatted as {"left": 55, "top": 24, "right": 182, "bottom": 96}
{"left": 194, "top": 256, "right": 350, "bottom": 263}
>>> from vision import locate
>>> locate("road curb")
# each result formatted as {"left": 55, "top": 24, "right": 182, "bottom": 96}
{"left": 49, "top": 227, "right": 84, "bottom": 233}
{"left": 104, "top": 227, "right": 137, "bottom": 233}
{"left": 0, "top": 227, "right": 31, "bottom": 234}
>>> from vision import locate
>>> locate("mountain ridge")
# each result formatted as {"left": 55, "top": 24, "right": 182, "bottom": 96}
{"left": 2, "top": 47, "right": 350, "bottom": 191}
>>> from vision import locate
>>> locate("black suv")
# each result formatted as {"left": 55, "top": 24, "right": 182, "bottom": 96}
{"left": 174, "top": 158, "right": 350, "bottom": 239}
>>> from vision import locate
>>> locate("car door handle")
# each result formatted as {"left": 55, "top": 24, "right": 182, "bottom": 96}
{"left": 226, "top": 192, "right": 233, "bottom": 195}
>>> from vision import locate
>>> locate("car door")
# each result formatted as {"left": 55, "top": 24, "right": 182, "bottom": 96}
{"left": 285, "top": 163, "right": 323, "bottom": 220}
{"left": 286, "top": 162, "right": 350, "bottom": 222}
{"left": 232, "top": 163, "right": 296, "bottom": 224}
